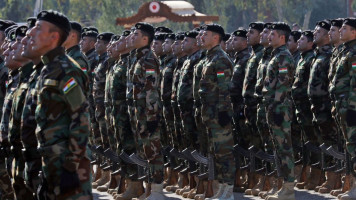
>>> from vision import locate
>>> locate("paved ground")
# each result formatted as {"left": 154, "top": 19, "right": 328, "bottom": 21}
{"left": 93, "top": 188, "right": 339, "bottom": 199}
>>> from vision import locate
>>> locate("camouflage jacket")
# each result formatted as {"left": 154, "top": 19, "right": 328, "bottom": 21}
{"left": 93, "top": 53, "right": 110, "bottom": 104}
{"left": 21, "top": 62, "right": 44, "bottom": 149}
{"left": 199, "top": 45, "right": 233, "bottom": 111}
{"left": 126, "top": 50, "right": 137, "bottom": 105}
{"left": 177, "top": 50, "right": 203, "bottom": 104}
{"left": 0, "top": 68, "right": 19, "bottom": 143}
{"left": 307, "top": 44, "right": 333, "bottom": 101}
{"left": 104, "top": 59, "right": 117, "bottom": 108}
{"left": 160, "top": 54, "right": 176, "bottom": 106}
{"left": 35, "top": 47, "right": 89, "bottom": 172}
{"left": 254, "top": 47, "right": 273, "bottom": 102}
{"left": 262, "top": 45, "right": 295, "bottom": 105}
{"left": 111, "top": 53, "right": 129, "bottom": 108}
{"left": 84, "top": 48, "right": 98, "bottom": 91}
{"left": 158, "top": 55, "right": 167, "bottom": 70}
{"left": 291, "top": 49, "right": 315, "bottom": 101}
{"left": 9, "top": 62, "right": 33, "bottom": 147}
{"left": 132, "top": 46, "right": 161, "bottom": 121}
{"left": 348, "top": 42, "right": 356, "bottom": 117}
{"left": 330, "top": 39, "right": 356, "bottom": 100}
{"left": 171, "top": 55, "right": 187, "bottom": 102}
{"left": 230, "top": 48, "right": 250, "bottom": 104}
{"left": 0, "top": 58, "right": 8, "bottom": 120}
{"left": 193, "top": 51, "right": 207, "bottom": 107}
{"left": 66, "top": 45, "right": 90, "bottom": 74}
{"left": 328, "top": 45, "right": 344, "bottom": 84}
{"left": 292, "top": 50, "right": 301, "bottom": 66}
{"left": 242, "top": 44, "right": 264, "bottom": 105}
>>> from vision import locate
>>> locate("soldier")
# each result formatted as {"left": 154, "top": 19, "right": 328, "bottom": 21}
{"left": 330, "top": 18, "right": 356, "bottom": 200}
{"left": 27, "top": 10, "right": 92, "bottom": 199}
{"left": 131, "top": 22, "right": 164, "bottom": 199}
{"left": 288, "top": 30, "right": 302, "bottom": 64}
{"left": 262, "top": 22, "right": 296, "bottom": 200}
{"left": 8, "top": 25, "right": 34, "bottom": 199}
{"left": 152, "top": 33, "right": 167, "bottom": 69}
{"left": 154, "top": 26, "right": 173, "bottom": 35}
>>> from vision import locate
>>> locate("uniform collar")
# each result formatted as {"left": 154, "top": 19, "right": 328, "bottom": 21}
{"left": 188, "top": 49, "right": 202, "bottom": 59}
{"left": 301, "top": 49, "right": 314, "bottom": 58}
{"left": 136, "top": 45, "right": 150, "bottom": 59}
{"left": 315, "top": 44, "right": 332, "bottom": 54}
{"left": 344, "top": 39, "right": 356, "bottom": 49}
{"left": 19, "top": 62, "right": 34, "bottom": 79}
{"left": 41, "top": 46, "right": 65, "bottom": 65}
{"left": 85, "top": 48, "right": 95, "bottom": 57}
{"left": 206, "top": 45, "right": 222, "bottom": 57}
{"left": 252, "top": 44, "right": 263, "bottom": 53}
{"left": 271, "top": 44, "right": 288, "bottom": 56}
{"left": 65, "top": 44, "right": 80, "bottom": 54}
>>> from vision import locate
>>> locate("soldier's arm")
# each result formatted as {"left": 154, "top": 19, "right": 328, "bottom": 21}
{"left": 161, "top": 66, "right": 174, "bottom": 106}
{"left": 274, "top": 54, "right": 294, "bottom": 102}
{"left": 143, "top": 57, "right": 160, "bottom": 120}
{"left": 216, "top": 58, "right": 233, "bottom": 111}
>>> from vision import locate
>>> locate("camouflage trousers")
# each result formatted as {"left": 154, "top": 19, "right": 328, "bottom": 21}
{"left": 0, "top": 156, "right": 14, "bottom": 200}
{"left": 11, "top": 149, "right": 33, "bottom": 200}
{"left": 95, "top": 100, "right": 110, "bottom": 149}
{"left": 195, "top": 106, "right": 208, "bottom": 156}
{"left": 134, "top": 99, "right": 163, "bottom": 183}
{"left": 172, "top": 101, "right": 183, "bottom": 150}
{"left": 179, "top": 100, "right": 199, "bottom": 150}
{"left": 244, "top": 102, "right": 263, "bottom": 149}
{"left": 201, "top": 104, "right": 234, "bottom": 184}
{"left": 256, "top": 103, "right": 273, "bottom": 152}
{"left": 162, "top": 103, "right": 175, "bottom": 147}
{"left": 266, "top": 100, "right": 295, "bottom": 182}
{"left": 24, "top": 157, "right": 41, "bottom": 196}
{"left": 104, "top": 103, "right": 117, "bottom": 151}
{"left": 128, "top": 104, "right": 143, "bottom": 155}
{"left": 89, "top": 93, "right": 101, "bottom": 146}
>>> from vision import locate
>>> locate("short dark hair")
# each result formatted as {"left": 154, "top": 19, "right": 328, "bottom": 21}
{"left": 141, "top": 29, "right": 153, "bottom": 44}
{"left": 275, "top": 29, "right": 290, "bottom": 43}
{"left": 49, "top": 24, "right": 67, "bottom": 46}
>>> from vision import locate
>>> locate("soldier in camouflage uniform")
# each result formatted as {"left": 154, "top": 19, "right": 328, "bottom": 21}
{"left": 262, "top": 22, "right": 295, "bottom": 200}
{"left": 28, "top": 10, "right": 92, "bottom": 199}
{"left": 288, "top": 31, "right": 302, "bottom": 64}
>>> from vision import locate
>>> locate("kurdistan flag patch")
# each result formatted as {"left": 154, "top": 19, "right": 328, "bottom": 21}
{"left": 146, "top": 69, "right": 155, "bottom": 75}
{"left": 81, "top": 67, "right": 87, "bottom": 72}
{"left": 279, "top": 67, "right": 288, "bottom": 74}
{"left": 63, "top": 78, "right": 77, "bottom": 94}
{"left": 217, "top": 71, "right": 225, "bottom": 77}
{"left": 352, "top": 62, "right": 356, "bottom": 69}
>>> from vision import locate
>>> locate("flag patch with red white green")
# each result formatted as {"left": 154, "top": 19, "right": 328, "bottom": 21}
{"left": 5, "top": 81, "right": 8, "bottom": 88}
{"left": 63, "top": 78, "right": 77, "bottom": 94}
{"left": 146, "top": 69, "right": 155, "bottom": 75}
{"left": 217, "top": 71, "right": 225, "bottom": 77}
{"left": 81, "top": 67, "right": 87, "bottom": 72}
{"left": 352, "top": 62, "right": 356, "bottom": 69}
{"left": 279, "top": 67, "right": 288, "bottom": 74}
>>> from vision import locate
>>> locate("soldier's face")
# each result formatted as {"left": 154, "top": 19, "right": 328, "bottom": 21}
{"left": 94, "top": 39, "right": 108, "bottom": 55}
{"left": 313, "top": 26, "right": 328, "bottom": 45}
{"left": 106, "top": 41, "right": 114, "bottom": 57}
{"left": 152, "top": 40, "right": 164, "bottom": 56}
{"left": 162, "top": 39, "right": 173, "bottom": 54}
{"left": 226, "top": 37, "right": 233, "bottom": 52}
{"left": 182, "top": 37, "right": 196, "bottom": 53}
{"left": 268, "top": 30, "right": 283, "bottom": 49}
{"left": 297, "top": 35, "right": 311, "bottom": 52}
{"left": 340, "top": 24, "right": 356, "bottom": 42}
{"left": 28, "top": 20, "right": 57, "bottom": 55}
{"left": 328, "top": 26, "right": 341, "bottom": 44}
{"left": 172, "top": 40, "right": 183, "bottom": 56}
{"left": 3, "top": 41, "right": 22, "bottom": 70}
{"left": 110, "top": 40, "right": 121, "bottom": 59}
{"left": 12, "top": 36, "right": 27, "bottom": 62}
{"left": 196, "top": 30, "right": 204, "bottom": 47}
{"left": 132, "top": 30, "right": 147, "bottom": 49}
{"left": 125, "top": 34, "right": 133, "bottom": 49}
{"left": 260, "top": 28, "right": 271, "bottom": 46}
{"left": 80, "top": 36, "right": 95, "bottom": 53}
{"left": 0, "top": 32, "right": 5, "bottom": 55}
{"left": 22, "top": 29, "right": 40, "bottom": 60}
{"left": 1, "top": 39, "right": 8, "bottom": 56}
{"left": 287, "top": 35, "right": 298, "bottom": 53}
{"left": 232, "top": 36, "right": 246, "bottom": 52}
{"left": 116, "top": 36, "right": 126, "bottom": 53}
{"left": 220, "top": 40, "right": 227, "bottom": 51}
{"left": 201, "top": 31, "right": 214, "bottom": 49}
{"left": 247, "top": 28, "right": 260, "bottom": 46}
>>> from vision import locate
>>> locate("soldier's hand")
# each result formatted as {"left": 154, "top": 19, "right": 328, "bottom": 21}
{"left": 218, "top": 111, "right": 231, "bottom": 127}
{"left": 60, "top": 169, "right": 80, "bottom": 193}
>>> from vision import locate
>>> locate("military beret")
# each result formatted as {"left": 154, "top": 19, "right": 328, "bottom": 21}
{"left": 223, "top": 33, "right": 231, "bottom": 41}
{"left": 204, "top": 24, "right": 225, "bottom": 37}
{"left": 271, "top": 22, "right": 291, "bottom": 32}
{"left": 193, "top": 27, "right": 200, "bottom": 32}
{"left": 290, "top": 31, "right": 302, "bottom": 42}
{"left": 111, "top": 34, "right": 120, "bottom": 42}
{"left": 37, "top": 10, "right": 71, "bottom": 36}
{"left": 5, "top": 25, "right": 17, "bottom": 38}
{"left": 15, "top": 25, "right": 28, "bottom": 37}
{"left": 154, "top": 33, "right": 166, "bottom": 41}
{"left": 185, "top": 31, "right": 199, "bottom": 39}
{"left": 249, "top": 22, "right": 264, "bottom": 32}
{"left": 135, "top": 22, "right": 154, "bottom": 37}
{"left": 7, "top": 28, "right": 16, "bottom": 42}
{"left": 81, "top": 30, "right": 98, "bottom": 39}
{"left": 316, "top": 20, "right": 331, "bottom": 31}
{"left": 301, "top": 30, "right": 314, "bottom": 39}
{"left": 122, "top": 30, "right": 131, "bottom": 37}
{"left": 165, "top": 33, "right": 176, "bottom": 40}
{"left": 97, "top": 32, "right": 114, "bottom": 42}
{"left": 343, "top": 18, "right": 356, "bottom": 29}
{"left": 26, "top": 17, "right": 36, "bottom": 29}
{"left": 70, "top": 21, "right": 82, "bottom": 33}
{"left": 232, "top": 29, "right": 247, "bottom": 38}
{"left": 175, "top": 33, "right": 185, "bottom": 41}
{"left": 200, "top": 24, "right": 206, "bottom": 30}
{"left": 264, "top": 22, "right": 273, "bottom": 29}
{"left": 155, "top": 26, "right": 173, "bottom": 33}
{"left": 0, "top": 20, "right": 16, "bottom": 32}
{"left": 82, "top": 26, "right": 98, "bottom": 34}
{"left": 330, "top": 18, "right": 343, "bottom": 28}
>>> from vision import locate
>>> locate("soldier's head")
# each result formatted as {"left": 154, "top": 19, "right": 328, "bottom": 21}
{"left": 231, "top": 29, "right": 247, "bottom": 52}
{"left": 62, "top": 21, "right": 82, "bottom": 50}
{"left": 152, "top": 33, "right": 166, "bottom": 57}
{"left": 288, "top": 31, "right": 301, "bottom": 53}
{"left": 28, "top": 10, "right": 71, "bottom": 56}
{"left": 107, "top": 35, "right": 120, "bottom": 59}
{"left": 196, "top": 26, "right": 205, "bottom": 48}
{"left": 154, "top": 26, "right": 172, "bottom": 35}
{"left": 12, "top": 26, "right": 30, "bottom": 64}
{"left": 132, "top": 22, "right": 154, "bottom": 49}
{"left": 340, "top": 18, "right": 356, "bottom": 43}
{"left": 220, "top": 33, "right": 230, "bottom": 51}
{"left": 201, "top": 24, "right": 225, "bottom": 50}
{"left": 298, "top": 30, "right": 314, "bottom": 52}
{"left": 247, "top": 22, "right": 264, "bottom": 46}
{"left": 313, "top": 20, "right": 331, "bottom": 46}
{"left": 0, "top": 20, "right": 16, "bottom": 55}
{"left": 4, "top": 28, "right": 22, "bottom": 70}
{"left": 22, "top": 23, "right": 42, "bottom": 64}
{"left": 95, "top": 32, "right": 113, "bottom": 55}
{"left": 115, "top": 31, "right": 130, "bottom": 54}
{"left": 80, "top": 30, "right": 97, "bottom": 53}
{"left": 226, "top": 33, "right": 234, "bottom": 53}
{"left": 329, "top": 18, "right": 343, "bottom": 46}
{"left": 172, "top": 33, "right": 185, "bottom": 57}
{"left": 182, "top": 30, "right": 199, "bottom": 55}
{"left": 162, "top": 33, "right": 175, "bottom": 54}
{"left": 268, "top": 22, "right": 291, "bottom": 49}
{"left": 260, "top": 23, "right": 272, "bottom": 47}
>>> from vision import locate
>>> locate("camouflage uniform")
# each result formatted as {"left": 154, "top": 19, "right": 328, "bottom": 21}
{"left": 292, "top": 50, "right": 301, "bottom": 64}
{"left": 199, "top": 45, "right": 234, "bottom": 184}
{"left": 242, "top": 44, "right": 264, "bottom": 148}
{"left": 262, "top": 45, "right": 295, "bottom": 182}
{"left": 8, "top": 63, "right": 34, "bottom": 199}
{"left": 66, "top": 45, "right": 90, "bottom": 74}
{"left": 35, "top": 47, "right": 92, "bottom": 199}
{"left": 160, "top": 54, "right": 176, "bottom": 147}
{"left": 177, "top": 50, "right": 202, "bottom": 150}
{"left": 132, "top": 46, "right": 163, "bottom": 183}
{"left": 0, "top": 57, "right": 9, "bottom": 121}
{"left": 21, "top": 62, "right": 44, "bottom": 195}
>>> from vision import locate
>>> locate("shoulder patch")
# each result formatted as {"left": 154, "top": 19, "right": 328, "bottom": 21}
{"left": 146, "top": 69, "right": 155, "bottom": 75}
{"left": 44, "top": 79, "right": 59, "bottom": 86}
{"left": 352, "top": 62, "right": 356, "bottom": 69}
{"left": 63, "top": 78, "right": 77, "bottom": 94}
{"left": 279, "top": 67, "right": 288, "bottom": 74}
{"left": 217, "top": 71, "right": 225, "bottom": 77}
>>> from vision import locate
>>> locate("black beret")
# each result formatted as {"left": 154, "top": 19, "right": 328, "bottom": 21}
{"left": 37, "top": 10, "right": 71, "bottom": 36}
{"left": 111, "top": 34, "right": 120, "bottom": 42}
{"left": 135, "top": 22, "right": 154, "bottom": 37}
{"left": 249, "top": 22, "right": 264, "bottom": 32}
{"left": 155, "top": 26, "right": 173, "bottom": 33}
{"left": 15, "top": 25, "right": 28, "bottom": 37}
{"left": 193, "top": 27, "right": 200, "bottom": 32}
{"left": 175, "top": 33, "right": 185, "bottom": 41}
{"left": 316, "top": 20, "right": 331, "bottom": 31}
{"left": 301, "top": 30, "right": 314, "bottom": 39}
{"left": 165, "top": 33, "right": 176, "bottom": 40}
{"left": 330, "top": 18, "right": 343, "bottom": 28}
{"left": 204, "top": 24, "right": 225, "bottom": 37}
{"left": 26, "top": 17, "right": 36, "bottom": 29}
{"left": 7, "top": 28, "right": 16, "bottom": 42}
{"left": 154, "top": 33, "right": 166, "bottom": 41}
{"left": 81, "top": 30, "right": 98, "bottom": 39}
{"left": 290, "top": 31, "right": 302, "bottom": 42}
{"left": 199, "top": 24, "right": 206, "bottom": 30}
{"left": 223, "top": 33, "right": 231, "bottom": 41}
{"left": 0, "top": 20, "right": 16, "bottom": 32}
{"left": 70, "top": 21, "right": 82, "bottom": 33}
{"left": 264, "top": 22, "right": 273, "bottom": 29}
{"left": 232, "top": 29, "right": 247, "bottom": 38}
{"left": 5, "top": 25, "right": 17, "bottom": 38}
{"left": 122, "top": 30, "right": 131, "bottom": 37}
{"left": 343, "top": 18, "right": 356, "bottom": 29}
{"left": 185, "top": 31, "right": 199, "bottom": 38}
{"left": 82, "top": 26, "right": 98, "bottom": 34}
{"left": 271, "top": 22, "right": 291, "bottom": 32}
{"left": 97, "top": 32, "right": 114, "bottom": 42}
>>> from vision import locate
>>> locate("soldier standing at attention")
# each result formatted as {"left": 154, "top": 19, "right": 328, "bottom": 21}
{"left": 28, "top": 10, "right": 92, "bottom": 199}
{"left": 288, "top": 31, "right": 302, "bottom": 64}
{"left": 262, "top": 22, "right": 295, "bottom": 200}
